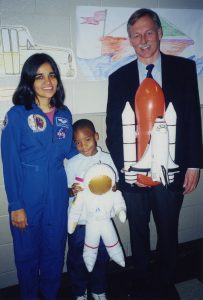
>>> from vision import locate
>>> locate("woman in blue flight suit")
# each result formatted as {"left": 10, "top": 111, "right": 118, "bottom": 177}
{"left": 1, "top": 53, "right": 76, "bottom": 300}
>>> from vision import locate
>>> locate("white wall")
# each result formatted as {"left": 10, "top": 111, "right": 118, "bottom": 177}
{"left": 0, "top": 0, "right": 203, "bottom": 288}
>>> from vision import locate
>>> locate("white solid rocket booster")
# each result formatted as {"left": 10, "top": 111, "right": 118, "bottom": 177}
{"left": 164, "top": 102, "right": 177, "bottom": 183}
{"left": 122, "top": 101, "right": 137, "bottom": 184}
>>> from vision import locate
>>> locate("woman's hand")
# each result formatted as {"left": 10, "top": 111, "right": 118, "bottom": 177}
{"left": 11, "top": 209, "right": 28, "bottom": 229}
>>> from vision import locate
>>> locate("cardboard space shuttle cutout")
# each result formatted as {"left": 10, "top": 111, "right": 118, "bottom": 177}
{"left": 122, "top": 77, "right": 179, "bottom": 186}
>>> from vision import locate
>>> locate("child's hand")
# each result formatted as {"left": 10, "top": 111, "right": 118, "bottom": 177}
{"left": 112, "top": 184, "right": 117, "bottom": 192}
{"left": 72, "top": 183, "right": 83, "bottom": 196}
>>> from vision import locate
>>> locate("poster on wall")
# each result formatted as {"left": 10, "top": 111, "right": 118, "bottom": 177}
{"left": 76, "top": 6, "right": 203, "bottom": 81}
{"left": 0, "top": 25, "right": 76, "bottom": 122}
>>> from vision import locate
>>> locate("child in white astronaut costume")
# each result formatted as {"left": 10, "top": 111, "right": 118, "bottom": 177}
{"left": 65, "top": 119, "right": 126, "bottom": 300}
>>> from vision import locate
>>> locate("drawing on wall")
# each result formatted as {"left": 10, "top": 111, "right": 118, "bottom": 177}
{"left": 76, "top": 6, "right": 203, "bottom": 80}
{"left": 0, "top": 25, "right": 77, "bottom": 113}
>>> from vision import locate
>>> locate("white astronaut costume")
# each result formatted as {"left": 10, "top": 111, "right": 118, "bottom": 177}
{"left": 68, "top": 163, "right": 126, "bottom": 272}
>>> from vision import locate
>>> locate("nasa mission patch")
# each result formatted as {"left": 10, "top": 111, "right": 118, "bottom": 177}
{"left": 28, "top": 114, "right": 47, "bottom": 132}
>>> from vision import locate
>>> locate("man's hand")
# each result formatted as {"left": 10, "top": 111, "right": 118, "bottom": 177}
{"left": 11, "top": 209, "right": 28, "bottom": 229}
{"left": 183, "top": 169, "right": 200, "bottom": 195}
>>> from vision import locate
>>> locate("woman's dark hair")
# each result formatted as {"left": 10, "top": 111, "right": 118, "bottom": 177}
{"left": 73, "top": 119, "right": 96, "bottom": 134}
{"left": 127, "top": 8, "right": 162, "bottom": 37}
{"left": 13, "top": 53, "right": 65, "bottom": 109}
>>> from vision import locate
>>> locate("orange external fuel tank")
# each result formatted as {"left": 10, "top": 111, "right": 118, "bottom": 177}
{"left": 135, "top": 77, "right": 165, "bottom": 186}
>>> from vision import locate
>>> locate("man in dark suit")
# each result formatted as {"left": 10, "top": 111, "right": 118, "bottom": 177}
{"left": 106, "top": 8, "right": 202, "bottom": 299}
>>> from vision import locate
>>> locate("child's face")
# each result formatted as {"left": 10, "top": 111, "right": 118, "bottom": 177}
{"left": 73, "top": 127, "right": 99, "bottom": 157}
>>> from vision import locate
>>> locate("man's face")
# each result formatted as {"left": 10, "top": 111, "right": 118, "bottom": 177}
{"left": 129, "top": 15, "right": 162, "bottom": 64}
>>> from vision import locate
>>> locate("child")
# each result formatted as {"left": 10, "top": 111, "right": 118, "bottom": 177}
{"left": 66, "top": 119, "right": 119, "bottom": 300}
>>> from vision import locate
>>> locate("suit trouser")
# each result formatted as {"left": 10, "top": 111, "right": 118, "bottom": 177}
{"left": 67, "top": 225, "right": 109, "bottom": 297}
{"left": 123, "top": 184, "right": 183, "bottom": 285}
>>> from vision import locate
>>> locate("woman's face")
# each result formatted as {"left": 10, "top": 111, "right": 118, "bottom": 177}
{"left": 33, "top": 62, "right": 58, "bottom": 103}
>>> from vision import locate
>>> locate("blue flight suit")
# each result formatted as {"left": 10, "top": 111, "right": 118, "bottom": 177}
{"left": 1, "top": 104, "right": 76, "bottom": 300}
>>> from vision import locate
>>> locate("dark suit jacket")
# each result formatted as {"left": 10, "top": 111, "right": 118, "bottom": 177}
{"left": 106, "top": 53, "right": 202, "bottom": 192}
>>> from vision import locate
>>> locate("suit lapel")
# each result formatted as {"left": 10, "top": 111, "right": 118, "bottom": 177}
{"left": 161, "top": 53, "right": 171, "bottom": 108}
{"left": 129, "top": 60, "right": 140, "bottom": 108}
